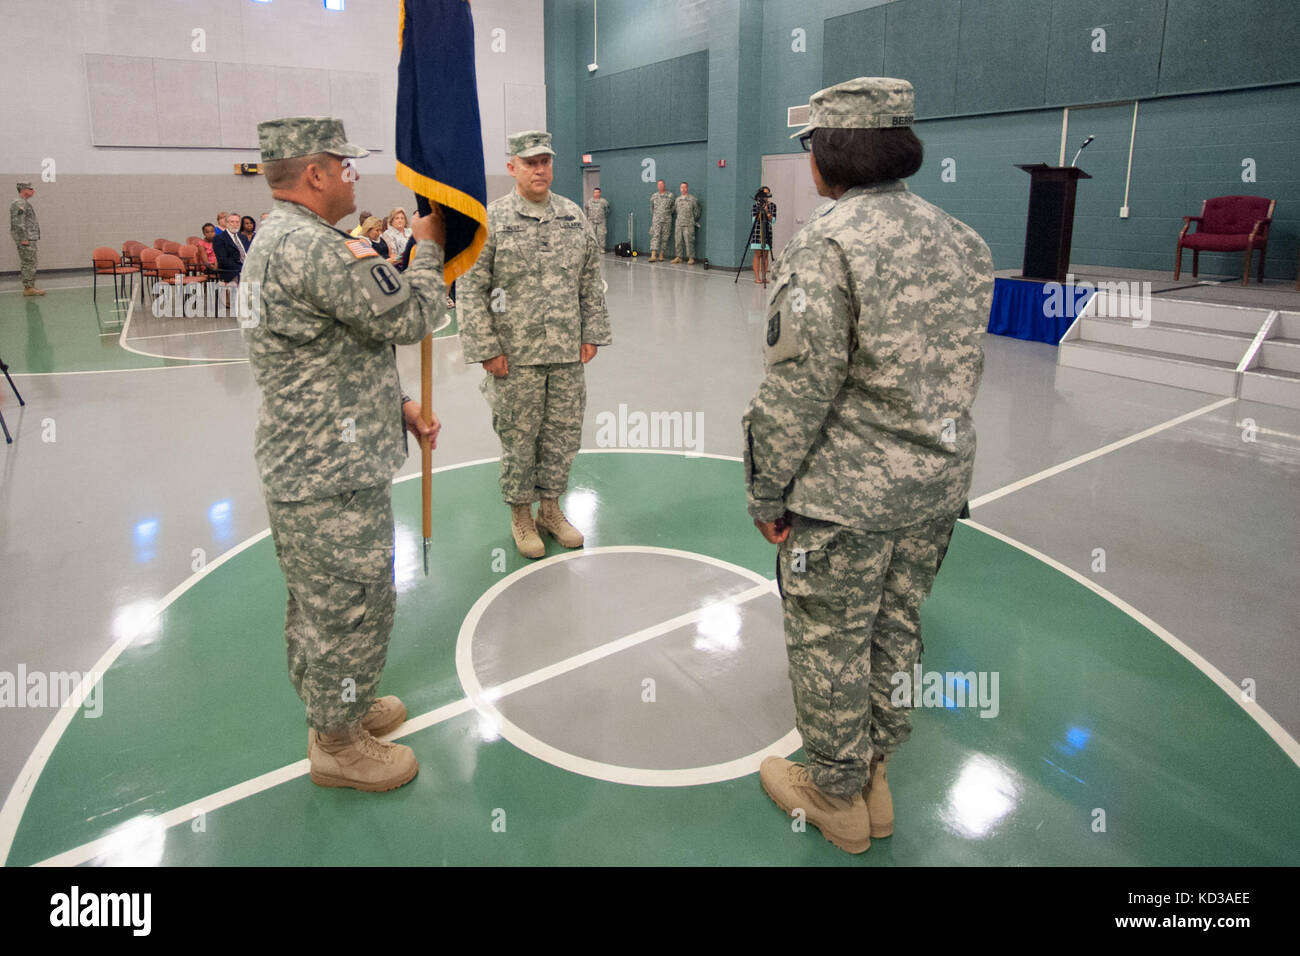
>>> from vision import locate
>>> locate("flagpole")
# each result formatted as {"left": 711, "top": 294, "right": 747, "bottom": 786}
{"left": 421, "top": 331, "right": 433, "bottom": 576}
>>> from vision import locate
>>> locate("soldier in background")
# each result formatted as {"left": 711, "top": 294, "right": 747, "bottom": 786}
{"left": 647, "top": 179, "right": 674, "bottom": 262}
{"left": 744, "top": 78, "right": 994, "bottom": 853}
{"left": 584, "top": 186, "right": 609, "bottom": 251}
{"left": 10, "top": 183, "right": 43, "bottom": 296}
{"left": 244, "top": 116, "right": 445, "bottom": 793}
{"left": 670, "top": 181, "right": 701, "bottom": 264}
{"left": 459, "top": 130, "right": 611, "bottom": 559}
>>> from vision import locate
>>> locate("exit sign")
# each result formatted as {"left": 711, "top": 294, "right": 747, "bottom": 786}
{"left": 582, "top": 154, "right": 593, "bottom": 164}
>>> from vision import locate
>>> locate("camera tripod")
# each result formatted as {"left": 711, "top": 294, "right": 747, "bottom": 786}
{"left": 734, "top": 199, "right": 775, "bottom": 286}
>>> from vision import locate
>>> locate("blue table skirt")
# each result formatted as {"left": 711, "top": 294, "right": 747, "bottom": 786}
{"left": 987, "top": 277, "right": 1094, "bottom": 345}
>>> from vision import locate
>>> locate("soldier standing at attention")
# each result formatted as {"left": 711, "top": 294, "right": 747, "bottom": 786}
{"left": 584, "top": 186, "right": 609, "bottom": 252}
{"left": 10, "top": 182, "right": 43, "bottom": 296}
{"left": 670, "top": 180, "right": 701, "bottom": 264}
{"left": 647, "top": 179, "right": 675, "bottom": 262}
{"left": 244, "top": 117, "right": 446, "bottom": 792}
{"left": 459, "top": 130, "right": 611, "bottom": 559}
{"left": 744, "top": 78, "right": 994, "bottom": 853}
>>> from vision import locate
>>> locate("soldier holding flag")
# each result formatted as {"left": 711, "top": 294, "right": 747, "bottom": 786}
{"left": 244, "top": 117, "right": 446, "bottom": 793}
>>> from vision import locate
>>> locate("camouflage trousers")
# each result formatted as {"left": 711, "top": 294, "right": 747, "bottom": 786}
{"left": 776, "top": 509, "right": 961, "bottom": 797}
{"left": 15, "top": 241, "right": 37, "bottom": 286}
{"left": 266, "top": 484, "right": 397, "bottom": 733}
{"left": 481, "top": 361, "right": 586, "bottom": 504}
{"left": 592, "top": 222, "right": 606, "bottom": 251}
{"left": 673, "top": 222, "right": 696, "bottom": 259}
{"left": 649, "top": 217, "right": 672, "bottom": 254}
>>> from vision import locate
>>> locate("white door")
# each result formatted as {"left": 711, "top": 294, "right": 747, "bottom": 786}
{"left": 761, "top": 153, "right": 822, "bottom": 259}
{"left": 582, "top": 166, "right": 600, "bottom": 199}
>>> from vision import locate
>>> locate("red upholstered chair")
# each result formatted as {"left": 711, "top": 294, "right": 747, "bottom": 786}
{"left": 154, "top": 254, "right": 209, "bottom": 315}
{"left": 122, "top": 240, "right": 145, "bottom": 268}
{"left": 1174, "top": 196, "right": 1275, "bottom": 286}
{"left": 153, "top": 238, "right": 170, "bottom": 251}
{"left": 138, "top": 247, "right": 162, "bottom": 303}
{"left": 91, "top": 246, "right": 139, "bottom": 304}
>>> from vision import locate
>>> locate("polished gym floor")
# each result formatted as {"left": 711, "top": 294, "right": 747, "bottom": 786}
{"left": 0, "top": 258, "right": 1297, "bottom": 865}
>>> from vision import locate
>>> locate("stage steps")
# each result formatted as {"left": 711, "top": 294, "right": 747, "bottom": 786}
{"left": 1058, "top": 297, "right": 1300, "bottom": 409}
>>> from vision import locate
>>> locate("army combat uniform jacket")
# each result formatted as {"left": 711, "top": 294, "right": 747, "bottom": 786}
{"left": 244, "top": 198, "right": 445, "bottom": 502}
{"left": 459, "top": 190, "right": 611, "bottom": 365}
{"left": 9, "top": 197, "right": 39, "bottom": 243}
{"left": 744, "top": 181, "right": 995, "bottom": 532}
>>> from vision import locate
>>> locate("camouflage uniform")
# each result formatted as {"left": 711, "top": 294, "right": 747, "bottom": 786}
{"left": 744, "top": 78, "right": 994, "bottom": 798}
{"left": 10, "top": 183, "right": 40, "bottom": 289}
{"left": 243, "top": 117, "right": 444, "bottom": 733}
{"left": 459, "top": 132, "right": 610, "bottom": 505}
{"left": 583, "top": 195, "right": 609, "bottom": 250}
{"left": 649, "top": 190, "right": 675, "bottom": 256}
{"left": 673, "top": 191, "right": 701, "bottom": 259}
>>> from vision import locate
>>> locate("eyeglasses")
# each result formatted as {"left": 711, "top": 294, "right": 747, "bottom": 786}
{"left": 798, "top": 133, "right": 813, "bottom": 152}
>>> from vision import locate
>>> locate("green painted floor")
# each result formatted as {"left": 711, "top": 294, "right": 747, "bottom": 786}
{"left": 6, "top": 454, "right": 1297, "bottom": 866}
{"left": 0, "top": 287, "right": 458, "bottom": 374}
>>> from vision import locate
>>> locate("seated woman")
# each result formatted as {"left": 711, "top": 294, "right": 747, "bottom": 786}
{"left": 360, "top": 216, "right": 390, "bottom": 260}
{"left": 381, "top": 208, "right": 412, "bottom": 260}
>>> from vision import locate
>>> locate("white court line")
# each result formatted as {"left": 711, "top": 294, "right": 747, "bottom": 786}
{"left": 13, "top": 361, "right": 245, "bottom": 378}
{"left": 125, "top": 325, "right": 245, "bottom": 342}
{"left": 118, "top": 296, "right": 251, "bottom": 364}
{"left": 962, "top": 519, "right": 1300, "bottom": 767}
{"left": 35, "top": 566, "right": 779, "bottom": 867}
{"left": 969, "top": 396, "right": 1235, "bottom": 510}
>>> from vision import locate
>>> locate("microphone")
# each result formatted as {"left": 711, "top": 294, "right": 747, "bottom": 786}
{"left": 1071, "top": 135, "right": 1095, "bottom": 167}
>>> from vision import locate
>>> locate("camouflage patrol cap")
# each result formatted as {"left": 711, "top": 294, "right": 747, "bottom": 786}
{"left": 16, "top": 182, "right": 33, "bottom": 191}
{"left": 257, "top": 117, "right": 370, "bottom": 163}
{"left": 791, "top": 77, "right": 915, "bottom": 138}
{"left": 508, "top": 130, "right": 556, "bottom": 158}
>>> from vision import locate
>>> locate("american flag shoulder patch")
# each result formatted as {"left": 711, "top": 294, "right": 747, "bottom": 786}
{"left": 345, "top": 239, "right": 379, "bottom": 259}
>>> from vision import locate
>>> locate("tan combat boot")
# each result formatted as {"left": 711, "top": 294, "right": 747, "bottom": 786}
{"left": 510, "top": 502, "right": 545, "bottom": 559}
{"left": 687, "top": 258, "right": 695, "bottom": 265}
{"left": 864, "top": 756, "right": 893, "bottom": 837}
{"left": 22, "top": 287, "right": 38, "bottom": 297}
{"left": 308, "top": 695, "right": 407, "bottom": 757}
{"left": 309, "top": 724, "right": 418, "bottom": 792}
{"left": 535, "top": 497, "right": 584, "bottom": 548}
{"left": 31, "top": 286, "right": 45, "bottom": 295}
{"left": 670, "top": 256, "right": 682, "bottom": 264}
{"left": 760, "top": 756, "right": 870, "bottom": 853}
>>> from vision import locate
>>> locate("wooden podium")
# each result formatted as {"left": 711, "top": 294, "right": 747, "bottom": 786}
{"left": 1017, "top": 164, "right": 1090, "bottom": 282}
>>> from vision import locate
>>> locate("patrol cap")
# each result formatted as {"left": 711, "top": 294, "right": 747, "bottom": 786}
{"left": 508, "top": 130, "right": 556, "bottom": 158}
{"left": 16, "top": 182, "right": 33, "bottom": 191}
{"left": 257, "top": 117, "right": 370, "bottom": 163}
{"left": 790, "top": 77, "right": 915, "bottom": 138}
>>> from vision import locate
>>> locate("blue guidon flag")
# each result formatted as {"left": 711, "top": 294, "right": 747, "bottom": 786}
{"left": 396, "top": 0, "right": 488, "bottom": 283}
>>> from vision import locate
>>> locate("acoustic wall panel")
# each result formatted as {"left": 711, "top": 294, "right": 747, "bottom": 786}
{"left": 153, "top": 58, "right": 221, "bottom": 147}
{"left": 1158, "top": 0, "right": 1300, "bottom": 94}
{"left": 582, "top": 51, "right": 708, "bottom": 151}
{"left": 821, "top": 6, "right": 886, "bottom": 90}
{"left": 217, "top": 63, "right": 278, "bottom": 149}
{"left": 955, "top": 0, "right": 1053, "bottom": 115}
{"left": 1045, "top": 0, "right": 1165, "bottom": 106}
{"left": 883, "top": 0, "right": 959, "bottom": 117}
{"left": 329, "top": 70, "right": 383, "bottom": 153}
{"left": 273, "top": 67, "right": 332, "bottom": 120}
{"left": 85, "top": 54, "right": 160, "bottom": 147}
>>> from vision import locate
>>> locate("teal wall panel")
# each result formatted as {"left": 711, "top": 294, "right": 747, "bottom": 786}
{"left": 955, "top": 0, "right": 1052, "bottom": 115}
{"left": 1159, "top": 0, "right": 1300, "bottom": 94}
{"left": 821, "top": 6, "right": 886, "bottom": 89}
{"left": 583, "top": 52, "right": 708, "bottom": 151}
{"left": 882, "top": 0, "right": 959, "bottom": 116}
{"left": 1045, "top": 0, "right": 1166, "bottom": 105}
